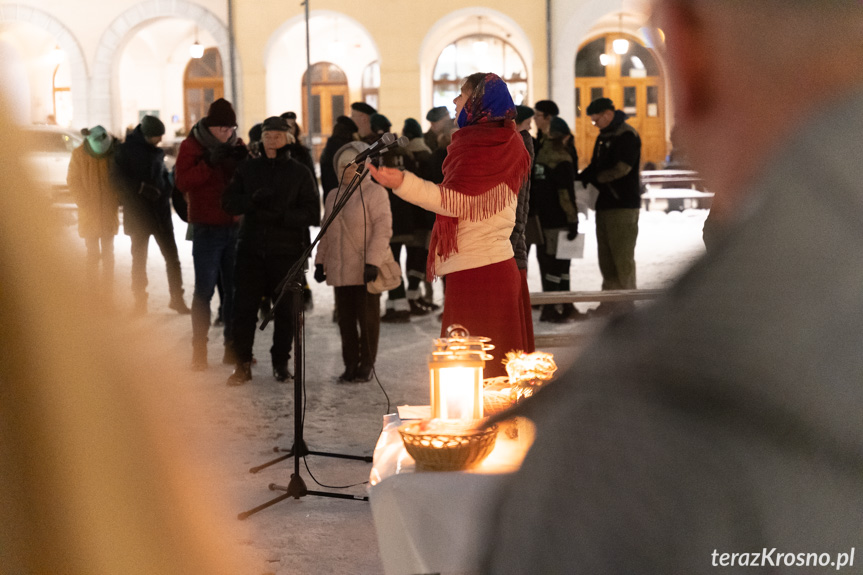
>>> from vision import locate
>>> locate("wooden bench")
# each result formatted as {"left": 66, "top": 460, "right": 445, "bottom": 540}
{"left": 529, "top": 289, "right": 663, "bottom": 306}
{"left": 640, "top": 169, "right": 713, "bottom": 212}
{"left": 529, "top": 289, "right": 664, "bottom": 347}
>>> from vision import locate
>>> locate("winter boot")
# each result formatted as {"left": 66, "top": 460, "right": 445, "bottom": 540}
{"left": 409, "top": 298, "right": 431, "bottom": 316}
{"left": 560, "top": 303, "right": 587, "bottom": 322}
{"left": 169, "top": 295, "right": 191, "bottom": 314}
{"left": 273, "top": 363, "right": 293, "bottom": 383}
{"left": 355, "top": 364, "right": 375, "bottom": 382}
{"left": 191, "top": 345, "right": 208, "bottom": 371}
{"left": 338, "top": 362, "right": 358, "bottom": 383}
{"left": 227, "top": 362, "right": 252, "bottom": 386}
{"left": 539, "top": 304, "right": 563, "bottom": 323}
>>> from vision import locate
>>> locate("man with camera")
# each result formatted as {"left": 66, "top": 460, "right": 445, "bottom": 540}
{"left": 114, "top": 115, "right": 190, "bottom": 316}
{"left": 221, "top": 116, "right": 319, "bottom": 386}
{"left": 175, "top": 98, "right": 248, "bottom": 370}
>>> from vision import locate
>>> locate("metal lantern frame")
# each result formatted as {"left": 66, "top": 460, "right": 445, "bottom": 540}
{"left": 429, "top": 324, "right": 494, "bottom": 421}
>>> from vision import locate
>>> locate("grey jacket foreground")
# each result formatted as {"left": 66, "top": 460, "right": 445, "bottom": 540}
{"left": 482, "top": 91, "right": 863, "bottom": 573}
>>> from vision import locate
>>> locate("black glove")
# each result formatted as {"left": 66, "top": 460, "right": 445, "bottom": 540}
{"left": 567, "top": 221, "right": 579, "bottom": 240}
{"left": 314, "top": 264, "right": 326, "bottom": 283}
{"left": 138, "top": 182, "right": 161, "bottom": 201}
{"left": 252, "top": 187, "right": 276, "bottom": 205}
{"left": 207, "top": 144, "right": 231, "bottom": 165}
{"left": 230, "top": 144, "right": 249, "bottom": 161}
{"left": 363, "top": 264, "right": 379, "bottom": 284}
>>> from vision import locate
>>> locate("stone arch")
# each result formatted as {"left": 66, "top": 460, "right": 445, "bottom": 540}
{"left": 0, "top": 4, "right": 89, "bottom": 128}
{"left": 553, "top": 0, "right": 657, "bottom": 125}
{"left": 418, "top": 8, "right": 534, "bottom": 125}
{"left": 90, "top": 0, "right": 241, "bottom": 132}
{"left": 263, "top": 10, "right": 380, "bottom": 129}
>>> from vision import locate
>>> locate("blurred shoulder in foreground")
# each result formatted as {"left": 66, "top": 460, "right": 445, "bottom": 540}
{"left": 0, "top": 98, "right": 253, "bottom": 574}
{"left": 481, "top": 1, "right": 863, "bottom": 572}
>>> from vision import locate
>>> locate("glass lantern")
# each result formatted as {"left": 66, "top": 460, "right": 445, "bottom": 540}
{"left": 429, "top": 324, "right": 493, "bottom": 421}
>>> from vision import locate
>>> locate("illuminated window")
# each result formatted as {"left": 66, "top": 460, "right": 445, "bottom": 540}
{"left": 620, "top": 42, "right": 660, "bottom": 78}
{"left": 432, "top": 35, "right": 527, "bottom": 116}
{"left": 302, "top": 62, "right": 349, "bottom": 159}
{"left": 575, "top": 37, "right": 607, "bottom": 78}
{"left": 362, "top": 61, "right": 380, "bottom": 111}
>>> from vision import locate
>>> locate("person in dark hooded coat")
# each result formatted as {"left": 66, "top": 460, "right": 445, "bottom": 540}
{"left": 113, "top": 115, "right": 190, "bottom": 315}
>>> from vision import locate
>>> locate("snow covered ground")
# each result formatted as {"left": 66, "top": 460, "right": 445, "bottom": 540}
{"left": 58, "top": 206, "right": 708, "bottom": 574}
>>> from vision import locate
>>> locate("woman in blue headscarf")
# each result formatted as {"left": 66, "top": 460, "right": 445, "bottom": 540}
{"left": 368, "top": 72, "right": 532, "bottom": 377}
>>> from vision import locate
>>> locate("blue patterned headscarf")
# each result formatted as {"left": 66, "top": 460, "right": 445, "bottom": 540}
{"left": 456, "top": 73, "right": 517, "bottom": 128}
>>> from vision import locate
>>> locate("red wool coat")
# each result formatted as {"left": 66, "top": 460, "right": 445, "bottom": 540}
{"left": 174, "top": 135, "right": 242, "bottom": 226}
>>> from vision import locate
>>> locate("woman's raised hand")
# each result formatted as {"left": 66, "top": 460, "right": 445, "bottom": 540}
{"left": 367, "top": 163, "right": 405, "bottom": 189}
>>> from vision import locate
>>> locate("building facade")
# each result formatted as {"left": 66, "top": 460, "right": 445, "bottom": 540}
{"left": 0, "top": 0, "right": 668, "bottom": 166}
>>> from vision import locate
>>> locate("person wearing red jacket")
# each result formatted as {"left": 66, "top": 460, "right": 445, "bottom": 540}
{"left": 175, "top": 98, "right": 248, "bottom": 370}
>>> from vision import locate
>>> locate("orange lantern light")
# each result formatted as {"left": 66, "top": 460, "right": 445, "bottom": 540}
{"left": 429, "top": 325, "right": 493, "bottom": 421}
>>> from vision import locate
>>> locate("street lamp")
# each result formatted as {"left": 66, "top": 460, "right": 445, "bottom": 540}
{"left": 189, "top": 26, "right": 204, "bottom": 59}
{"left": 613, "top": 13, "right": 629, "bottom": 55}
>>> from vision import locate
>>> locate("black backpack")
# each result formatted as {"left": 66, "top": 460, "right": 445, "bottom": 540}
{"left": 169, "top": 165, "right": 188, "bottom": 222}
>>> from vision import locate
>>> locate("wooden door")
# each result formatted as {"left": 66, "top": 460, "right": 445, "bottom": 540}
{"left": 302, "top": 62, "right": 350, "bottom": 162}
{"left": 574, "top": 35, "right": 666, "bottom": 170}
{"left": 184, "top": 48, "right": 225, "bottom": 134}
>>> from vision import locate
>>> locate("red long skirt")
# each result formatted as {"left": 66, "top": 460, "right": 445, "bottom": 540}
{"left": 520, "top": 268, "right": 536, "bottom": 354}
{"left": 440, "top": 258, "right": 529, "bottom": 378}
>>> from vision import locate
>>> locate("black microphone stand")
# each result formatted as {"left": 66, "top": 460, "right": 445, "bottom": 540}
{"left": 238, "top": 162, "right": 377, "bottom": 519}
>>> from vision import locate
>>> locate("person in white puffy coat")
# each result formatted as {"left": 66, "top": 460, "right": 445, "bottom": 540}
{"left": 314, "top": 142, "right": 393, "bottom": 382}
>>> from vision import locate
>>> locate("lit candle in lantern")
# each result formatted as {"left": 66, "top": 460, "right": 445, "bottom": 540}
{"left": 429, "top": 325, "right": 492, "bottom": 421}
{"left": 439, "top": 366, "right": 478, "bottom": 419}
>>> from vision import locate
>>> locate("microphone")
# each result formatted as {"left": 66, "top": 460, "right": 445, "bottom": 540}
{"left": 350, "top": 133, "right": 395, "bottom": 164}
{"left": 350, "top": 134, "right": 408, "bottom": 164}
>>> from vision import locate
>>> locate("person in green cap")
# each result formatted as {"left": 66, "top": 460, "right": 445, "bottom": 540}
{"left": 66, "top": 125, "right": 120, "bottom": 307}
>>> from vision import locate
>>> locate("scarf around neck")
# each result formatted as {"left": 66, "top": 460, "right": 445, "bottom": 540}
{"left": 192, "top": 119, "right": 237, "bottom": 151}
{"left": 426, "top": 121, "right": 530, "bottom": 279}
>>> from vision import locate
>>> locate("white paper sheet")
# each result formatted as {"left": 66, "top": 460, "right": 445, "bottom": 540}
{"left": 556, "top": 230, "right": 585, "bottom": 259}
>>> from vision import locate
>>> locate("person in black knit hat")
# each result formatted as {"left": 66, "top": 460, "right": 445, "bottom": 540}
{"left": 175, "top": 97, "right": 248, "bottom": 370}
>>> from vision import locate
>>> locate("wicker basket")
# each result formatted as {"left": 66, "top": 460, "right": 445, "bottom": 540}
{"left": 483, "top": 376, "right": 515, "bottom": 416}
{"left": 399, "top": 421, "right": 498, "bottom": 472}
{"left": 483, "top": 389, "right": 515, "bottom": 416}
